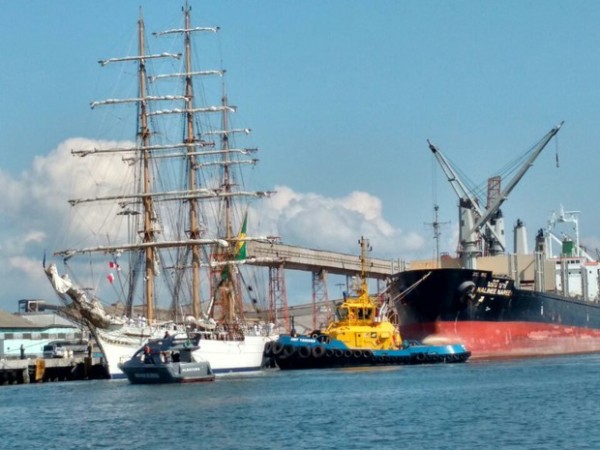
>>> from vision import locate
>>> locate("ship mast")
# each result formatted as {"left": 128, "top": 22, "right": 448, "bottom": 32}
{"left": 222, "top": 90, "right": 233, "bottom": 243}
{"left": 137, "top": 14, "right": 158, "bottom": 323}
{"left": 93, "top": 11, "right": 180, "bottom": 323}
{"left": 153, "top": 3, "right": 223, "bottom": 320}
{"left": 149, "top": 5, "right": 276, "bottom": 330}
{"left": 221, "top": 89, "right": 236, "bottom": 324}
{"left": 425, "top": 205, "right": 449, "bottom": 268}
{"left": 357, "top": 236, "right": 372, "bottom": 304}
{"left": 182, "top": 5, "right": 202, "bottom": 319}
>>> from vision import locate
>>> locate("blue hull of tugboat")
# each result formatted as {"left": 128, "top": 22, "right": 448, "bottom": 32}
{"left": 264, "top": 335, "right": 470, "bottom": 370}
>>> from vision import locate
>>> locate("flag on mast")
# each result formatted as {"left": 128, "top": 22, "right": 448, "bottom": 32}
{"left": 235, "top": 212, "right": 248, "bottom": 260}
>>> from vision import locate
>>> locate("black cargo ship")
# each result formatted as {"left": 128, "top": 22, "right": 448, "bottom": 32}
{"left": 392, "top": 267, "right": 600, "bottom": 358}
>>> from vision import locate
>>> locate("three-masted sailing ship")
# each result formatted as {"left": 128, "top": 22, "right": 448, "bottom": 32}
{"left": 44, "top": 5, "right": 277, "bottom": 378}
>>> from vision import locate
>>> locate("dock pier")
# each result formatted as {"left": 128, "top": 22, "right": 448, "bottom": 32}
{"left": 0, "top": 357, "right": 110, "bottom": 385}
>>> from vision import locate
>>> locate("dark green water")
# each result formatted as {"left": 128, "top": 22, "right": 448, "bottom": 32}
{"left": 2, "top": 354, "right": 600, "bottom": 449}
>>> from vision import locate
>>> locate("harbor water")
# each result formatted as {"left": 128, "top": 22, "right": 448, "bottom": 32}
{"left": 2, "top": 354, "right": 600, "bottom": 449}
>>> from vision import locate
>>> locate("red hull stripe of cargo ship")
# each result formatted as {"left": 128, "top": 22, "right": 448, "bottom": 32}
{"left": 401, "top": 321, "right": 600, "bottom": 359}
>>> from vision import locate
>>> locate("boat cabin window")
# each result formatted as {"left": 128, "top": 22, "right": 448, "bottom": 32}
{"left": 338, "top": 306, "right": 350, "bottom": 320}
{"left": 180, "top": 350, "right": 193, "bottom": 363}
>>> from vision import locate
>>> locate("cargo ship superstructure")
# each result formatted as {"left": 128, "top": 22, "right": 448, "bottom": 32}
{"left": 392, "top": 123, "right": 600, "bottom": 358}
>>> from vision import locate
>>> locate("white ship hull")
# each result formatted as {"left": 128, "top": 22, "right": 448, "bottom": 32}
{"left": 98, "top": 329, "right": 275, "bottom": 378}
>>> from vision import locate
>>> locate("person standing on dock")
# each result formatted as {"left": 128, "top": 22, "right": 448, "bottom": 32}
{"left": 20, "top": 344, "right": 25, "bottom": 360}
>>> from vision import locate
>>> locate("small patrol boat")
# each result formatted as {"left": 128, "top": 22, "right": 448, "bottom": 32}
{"left": 118, "top": 333, "right": 215, "bottom": 384}
{"left": 264, "top": 237, "right": 471, "bottom": 370}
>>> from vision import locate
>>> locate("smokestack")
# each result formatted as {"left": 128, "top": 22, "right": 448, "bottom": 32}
{"left": 513, "top": 219, "right": 529, "bottom": 254}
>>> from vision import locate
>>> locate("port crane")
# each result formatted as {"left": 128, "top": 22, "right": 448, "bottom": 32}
{"left": 428, "top": 121, "right": 563, "bottom": 269}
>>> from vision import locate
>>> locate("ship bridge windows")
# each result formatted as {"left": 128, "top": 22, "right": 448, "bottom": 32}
{"left": 338, "top": 306, "right": 350, "bottom": 320}
{"left": 357, "top": 308, "right": 373, "bottom": 320}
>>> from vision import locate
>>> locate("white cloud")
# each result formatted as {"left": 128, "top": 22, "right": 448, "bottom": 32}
{"left": 0, "top": 138, "right": 134, "bottom": 309}
{"left": 23, "top": 231, "right": 46, "bottom": 244}
{"left": 8, "top": 256, "right": 47, "bottom": 283}
{"left": 258, "top": 185, "right": 427, "bottom": 259}
{"left": 0, "top": 138, "right": 431, "bottom": 310}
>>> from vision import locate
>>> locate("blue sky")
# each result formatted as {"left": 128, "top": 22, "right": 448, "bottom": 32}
{"left": 1, "top": 1, "right": 600, "bottom": 311}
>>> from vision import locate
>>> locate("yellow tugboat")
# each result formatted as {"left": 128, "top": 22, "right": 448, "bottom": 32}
{"left": 264, "top": 237, "right": 471, "bottom": 370}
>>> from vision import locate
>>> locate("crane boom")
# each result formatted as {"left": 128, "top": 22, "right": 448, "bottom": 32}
{"left": 474, "top": 121, "right": 563, "bottom": 232}
{"left": 428, "top": 121, "right": 564, "bottom": 269}
{"left": 427, "top": 140, "right": 479, "bottom": 209}
{"left": 427, "top": 140, "right": 505, "bottom": 250}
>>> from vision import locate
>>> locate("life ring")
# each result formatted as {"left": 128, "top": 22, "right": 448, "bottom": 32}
{"left": 312, "top": 346, "right": 326, "bottom": 358}
{"left": 271, "top": 342, "right": 284, "bottom": 356}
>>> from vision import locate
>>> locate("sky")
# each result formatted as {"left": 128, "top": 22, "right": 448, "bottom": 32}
{"left": 1, "top": 1, "right": 600, "bottom": 312}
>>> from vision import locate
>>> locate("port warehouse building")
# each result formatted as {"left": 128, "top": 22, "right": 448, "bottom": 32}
{"left": 0, "top": 300, "right": 83, "bottom": 359}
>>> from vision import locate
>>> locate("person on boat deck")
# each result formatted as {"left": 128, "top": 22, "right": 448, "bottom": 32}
{"left": 143, "top": 344, "right": 154, "bottom": 364}
{"left": 164, "top": 331, "right": 170, "bottom": 339}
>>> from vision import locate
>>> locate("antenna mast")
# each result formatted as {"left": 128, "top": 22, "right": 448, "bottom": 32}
{"left": 425, "top": 205, "right": 450, "bottom": 268}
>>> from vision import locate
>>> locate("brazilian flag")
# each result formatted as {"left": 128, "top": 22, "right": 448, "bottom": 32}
{"left": 220, "top": 265, "right": 230, "bottom": 282}
{"left": 221, "top": 212, "right": 248, "bottom": 282}
{"left": 236, "top": 212, "right": 248, "bottom": 260}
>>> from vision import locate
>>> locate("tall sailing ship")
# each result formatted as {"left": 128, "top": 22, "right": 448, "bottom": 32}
{"left": 391, "top": 123, "right": 600, "bottom": 358}
{"left": 44, "top": 6, "right": 278, "bottom": 378}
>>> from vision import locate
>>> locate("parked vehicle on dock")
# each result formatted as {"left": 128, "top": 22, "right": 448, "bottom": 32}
{"left": 42, "top": 341, "right": 88, "bottom": 359}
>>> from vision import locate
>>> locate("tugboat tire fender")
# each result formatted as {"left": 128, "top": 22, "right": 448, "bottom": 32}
{"left": 415, "top": 353, "right": 427, "bottom": 362}
{"left": 271, "top": 342, "right": 284, "bottom": 356}
{"left": 334, "top": 349, "right": 344, "bottom": 358}
{"left": 312, "top": 346, "right": 326, "bottom": 358}
{"left": 279, "top": 345, "right": 296, "bottom": 359}
{"left": 264, "top": 341, "right": 274, "bottom": 357}
{"left": 298, "top": 346, "right": 312, "bottom": 358}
